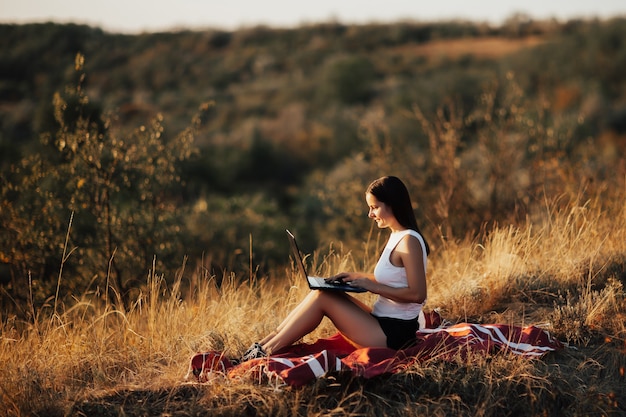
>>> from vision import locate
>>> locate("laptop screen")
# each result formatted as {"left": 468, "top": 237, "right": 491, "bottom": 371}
{"left": 286, "top": 229, "right": 311, "bottom": 284}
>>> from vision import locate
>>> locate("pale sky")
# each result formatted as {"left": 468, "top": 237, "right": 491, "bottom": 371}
{"left": 1, "top": 0, "right": 625, "bottom": 33}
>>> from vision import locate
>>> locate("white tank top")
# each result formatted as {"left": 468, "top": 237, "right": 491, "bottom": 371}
{"left": 371, "top": 229, "right": 427, "bottom": 320}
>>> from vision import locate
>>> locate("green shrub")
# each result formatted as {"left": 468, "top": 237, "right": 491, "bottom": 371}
{"left": 0, "top": 54, "right": 210, "bottom": 310}
{"left": 319, "top": 55, "right": 377, "bottom": 105}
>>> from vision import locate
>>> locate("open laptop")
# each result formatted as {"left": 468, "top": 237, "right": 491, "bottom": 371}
{"left": 286, "top": 229, "right": 367, "bottom": 293}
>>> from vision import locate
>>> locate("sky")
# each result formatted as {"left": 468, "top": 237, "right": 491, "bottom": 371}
{"left": 2, "top": 0, "right": 626, "bottom": 33}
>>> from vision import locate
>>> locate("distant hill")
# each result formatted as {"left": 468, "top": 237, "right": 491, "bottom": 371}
{"left": 2, "top": 18, "right": 624, "bottom": 165}
{"left": 1, "top": 18, "right": 625, "bottom": 300}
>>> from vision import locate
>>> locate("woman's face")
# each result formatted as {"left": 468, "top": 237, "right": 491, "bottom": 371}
{"left": 366, "top": 192, "right": 395, "bottom": 229}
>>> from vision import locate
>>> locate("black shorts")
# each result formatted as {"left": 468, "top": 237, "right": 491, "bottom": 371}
{"left": 373, "top": 314, "right": 419, "bottom": 350}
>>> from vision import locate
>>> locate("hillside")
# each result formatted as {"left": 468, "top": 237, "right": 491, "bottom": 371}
{"left": 1, "top": 192, "right": 625, "bottom": 416}
{"left": 1, "top": 17, "right": 625, "bottom": 417}
{"left": 1, "top": 17, "right": 625, "bottom": 309}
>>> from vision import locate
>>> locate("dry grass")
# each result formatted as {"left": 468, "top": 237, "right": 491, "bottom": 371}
{"left": 394, "top": 36, "right": 546, "bottom": 59}
{"left": 428, "top": 192, "right": 626, "bottom": 329}
{"left": 1, "top": 190, "right": 625, "bottom": 416}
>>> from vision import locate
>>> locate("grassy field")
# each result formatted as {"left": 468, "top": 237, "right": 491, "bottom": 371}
{"left": 1, "top": 189, "right": 625, "bottom": 417}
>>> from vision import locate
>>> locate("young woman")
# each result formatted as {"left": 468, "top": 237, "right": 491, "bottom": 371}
{"left": 242, "top": 176, "right": 430, "bottom": 360}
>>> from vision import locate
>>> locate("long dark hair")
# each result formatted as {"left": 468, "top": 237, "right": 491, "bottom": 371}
{"left": 367, "top": 176, "right": 430, "bottom": 255}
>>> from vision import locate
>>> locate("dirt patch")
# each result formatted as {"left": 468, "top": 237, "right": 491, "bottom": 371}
{"left": 71, "top": 384, "right": 215, "bottom": 417}
{"left": 396, "top": 36, "right": 546, "bottom": 58}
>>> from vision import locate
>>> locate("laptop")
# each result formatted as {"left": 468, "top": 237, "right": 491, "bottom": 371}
{"left": 286, "top": 229, "right": 367, "bottom": 293}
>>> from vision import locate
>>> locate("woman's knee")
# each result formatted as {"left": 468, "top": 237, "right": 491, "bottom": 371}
{"left": 315, "top": 289, "right": 347, "bottom": 302}
{"left": 305, "top": 290, "right": 345, "bottom": 308}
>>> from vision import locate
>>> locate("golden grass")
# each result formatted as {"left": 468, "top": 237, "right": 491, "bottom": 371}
{"left": 394, "top": 36, "right": 546, "bottom": 59}
{"left": 1, "top": 189, "right": 625, "bottom": 416}
{"left": 428, "top": 192, "right": 626, "bottom": 326}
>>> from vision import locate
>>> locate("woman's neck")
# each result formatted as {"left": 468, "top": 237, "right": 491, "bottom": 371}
{"left": 389, "top": 224, "right": 408, "bottom": 233}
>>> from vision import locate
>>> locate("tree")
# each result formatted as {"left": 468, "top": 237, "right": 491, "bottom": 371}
{"left": 0, "top": 54, "right": 210, "bottom": 312}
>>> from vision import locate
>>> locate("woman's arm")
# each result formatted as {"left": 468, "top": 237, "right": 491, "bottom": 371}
{"left": 333, "top": 235, "right": 426, "bottom": 303}
{"left": 328, "top": 271, "right": 375, "bottom": 282}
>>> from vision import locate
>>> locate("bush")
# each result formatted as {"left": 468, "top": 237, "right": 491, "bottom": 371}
{"left": 319, "top": 55, "right": 377, "bottom": 105}
{"left": 0, "top": 54, "right": 210, "bottom": 310}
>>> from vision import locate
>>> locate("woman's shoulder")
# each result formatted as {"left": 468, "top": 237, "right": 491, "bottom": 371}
{"left": 396, "top": 229, "right": 424, "bottom": 241}
{"left": 397, "top": 231, "right": 422, "bottom": 245}
{"left": 396, "top": 230, "right": 427, "bottom": 254}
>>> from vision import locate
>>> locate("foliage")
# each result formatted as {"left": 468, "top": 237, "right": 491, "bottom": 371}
{"left": 1, "top": 17, "right": 626, "bottom": 312}
{"left": 1, "top": 190, "right": 625, "bottom": 416}
{"left": 318, "top": 55, "right": 377, "bottom": 104}
{"left": 0, "top": 54, "right": 210, "bottom": 308}
{"left": 1, "top": 16, "right": 625, "bottom": 416}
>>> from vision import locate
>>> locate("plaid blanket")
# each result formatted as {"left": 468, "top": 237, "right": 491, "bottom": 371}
{"left": 188, "top": 320, "right": 563, "bottom": 387}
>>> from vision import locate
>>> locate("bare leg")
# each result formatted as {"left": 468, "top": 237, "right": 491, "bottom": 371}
{"left": 259, "top": 290, "right": 325, "bottom": 345}
{"left": 258, "top": 293, "right": 310, "bottom": 345}
{"left": 261, "top": 290, "right": 387, "bottom": 353}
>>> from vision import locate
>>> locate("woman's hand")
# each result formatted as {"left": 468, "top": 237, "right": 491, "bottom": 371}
{"left": 327, "top": 272, "right": 377, "bottom": 291}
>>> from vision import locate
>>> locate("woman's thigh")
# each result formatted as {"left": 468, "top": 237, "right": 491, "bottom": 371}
{"left": 318, "top": 291, "right": 387, "bottom": 348}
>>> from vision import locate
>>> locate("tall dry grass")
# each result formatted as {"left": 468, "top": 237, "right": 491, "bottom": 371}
{"left": 1, "top": 187, "right": 625, "bottom": 416}
{"left": 429, "top": 189, "right": 626, "bottom": 333}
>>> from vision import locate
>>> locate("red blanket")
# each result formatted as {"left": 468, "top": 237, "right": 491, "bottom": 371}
{"left": 188, "top": 323, "right": 563, "bottom": 387}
